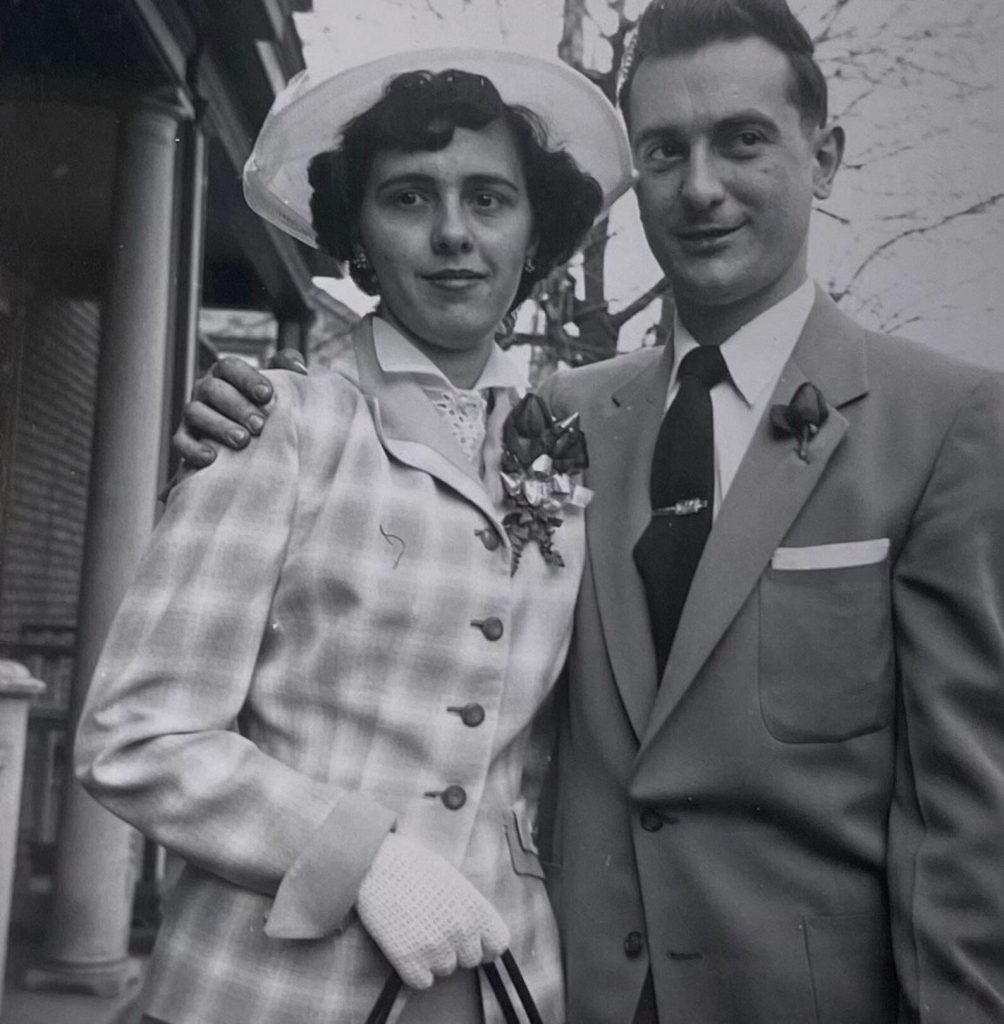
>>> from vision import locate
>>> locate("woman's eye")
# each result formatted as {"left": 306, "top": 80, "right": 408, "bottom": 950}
{"left": 643, "top": 142, "right": 681, "bottom": 165}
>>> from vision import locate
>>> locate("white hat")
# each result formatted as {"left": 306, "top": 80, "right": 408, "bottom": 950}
{"left": 243, "top": 48, "right": 634, "bottom": 249}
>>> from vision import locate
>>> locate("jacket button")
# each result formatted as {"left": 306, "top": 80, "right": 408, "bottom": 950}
{"left": 459, "top": 702, "right": 485, "bottom": 727}
{"left": 640, "top": 808, "right": 664, "bottom": 832}
{"left": 448, "top": 702, "right": 486, "bottom": 727}
{"left": 441, "top": 785, "right": 467, "bottom": 811}
{"left": 476, "top": 528, "right": 501, "bottom": 551}
{"left": 624, "top": 931, "right": 644, "bottom": 958}
{"left": 471, "top": 617, "right": 504, "bottom": 641}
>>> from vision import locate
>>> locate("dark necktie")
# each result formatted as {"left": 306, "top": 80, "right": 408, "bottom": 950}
{"left": 633, "top": 344, "right": 729, "bottom": 679}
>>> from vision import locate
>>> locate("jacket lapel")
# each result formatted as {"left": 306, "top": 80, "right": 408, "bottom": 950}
{"left": 351, "top": 319, "right": 508, "bottom": 530}
{"left": 639, "top": 290, "right": 870, "bottom": 754}
{"left": 587, "top": 345, "right": 673, "bottom": 741}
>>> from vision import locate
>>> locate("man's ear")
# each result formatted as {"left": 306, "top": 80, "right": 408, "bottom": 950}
{"left": 812, "top": 122, "right": 845, "bottom": 201}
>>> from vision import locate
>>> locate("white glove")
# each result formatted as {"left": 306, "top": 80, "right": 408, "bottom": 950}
{"left": 356, "top": 832, "right": 510, "bottom": 989}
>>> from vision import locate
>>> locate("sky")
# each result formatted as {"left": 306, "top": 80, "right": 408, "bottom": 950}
{"left": 297, "top": 0, "right": 1004, "bottom": 369}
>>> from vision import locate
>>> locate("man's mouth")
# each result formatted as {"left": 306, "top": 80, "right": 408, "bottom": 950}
{"left": 675, "top": 223, "right": 743, "bottom": 244}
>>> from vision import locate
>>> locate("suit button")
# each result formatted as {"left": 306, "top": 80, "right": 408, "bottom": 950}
{"left": 460, "top": 703, "right": 485, "bottom": 727}
{"left": 441, "top": 785, "right": 467, "bottom": 811}
{"left": 624, "top": 931, "right": 644, "bottom": 958}
{"left": 448, "top": 702, "right": 486, "bottom": 727}
{"left": 471, "top": 617, "right": 504, "bottom": 641}
{"left": 476, "top": 528, "right": 501, "bottom": 551}
{"left": 640, "top": 808, "right": 664, "bottom": 832}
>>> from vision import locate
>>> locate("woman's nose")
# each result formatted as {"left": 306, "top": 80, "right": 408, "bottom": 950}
{"left": 431, "top": 198, "right": 474, "bottom": 254}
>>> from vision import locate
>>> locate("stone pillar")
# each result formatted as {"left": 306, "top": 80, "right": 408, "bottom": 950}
{"left": 25, "top": 96, "right": 183, "bottom": 996}
{"left": 0, "top": 661, "right": 45, "bottom": 1017}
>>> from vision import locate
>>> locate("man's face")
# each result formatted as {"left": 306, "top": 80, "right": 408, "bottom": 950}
{"left": 628, "top": 36, "right": 842, "bottom": 327}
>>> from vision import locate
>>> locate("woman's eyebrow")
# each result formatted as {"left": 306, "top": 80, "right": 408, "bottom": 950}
{"left": 373, "top": 171, "right": 522, "bottom": 193}
{"left": 461, "top": 173, "right": 521, "bottom": 192}
{"left": 372, "top": 172, "right": 438, "bottom": 192}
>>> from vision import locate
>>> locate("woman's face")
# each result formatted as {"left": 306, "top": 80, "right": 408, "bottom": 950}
{"left": 358, "top": 117, "right": 536, "bottom": 386}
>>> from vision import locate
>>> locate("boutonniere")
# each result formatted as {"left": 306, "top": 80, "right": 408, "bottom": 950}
{"left": 770, "top": 382, "right": 829, "bottom": 462}
{"left": 500, "top": 393, "right": 593, "bottom": 575}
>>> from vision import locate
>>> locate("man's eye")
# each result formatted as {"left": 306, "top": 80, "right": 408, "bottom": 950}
{"left": 393, "top": 190, "right": 423, "bottom": 207}
{"left": 726, "top": 131, "right": 764, "bottom": 152}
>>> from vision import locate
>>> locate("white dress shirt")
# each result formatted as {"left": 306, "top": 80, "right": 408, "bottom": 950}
{"left": 666, "top": 279, "right": 815, "bottom": 516}
{"left": 373, "top": 316, "right": 527, "bottom": 471}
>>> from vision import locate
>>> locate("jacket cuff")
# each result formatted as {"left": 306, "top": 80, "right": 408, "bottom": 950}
{"left": 264, "top": 792, "right": 396, "bottom": 939}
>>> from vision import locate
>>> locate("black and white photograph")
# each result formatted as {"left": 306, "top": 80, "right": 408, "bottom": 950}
{"left": 0, "top": 1, "right": 1002, "bottom": 1022}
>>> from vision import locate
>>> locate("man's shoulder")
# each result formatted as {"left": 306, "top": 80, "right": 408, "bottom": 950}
{"left": 863, "top": 328, "right": 1000, "bottom": 400}
{"left": 541, "top": 346, "right": 663, "bottom": 410}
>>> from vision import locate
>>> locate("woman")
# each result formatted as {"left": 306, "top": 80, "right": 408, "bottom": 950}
{"left": 75, "top": 48, "right": 631, "bottom": 1024}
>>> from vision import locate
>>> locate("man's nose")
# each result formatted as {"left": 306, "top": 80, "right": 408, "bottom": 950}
{"left": 431, "top": 197, "right": 474, "bottom": 254}
{"left": 680, "top": 146, "right": 725, "bottom": 211}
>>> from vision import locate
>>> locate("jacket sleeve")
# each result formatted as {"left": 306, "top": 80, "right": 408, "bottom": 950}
{"left": 889, "top": 372, "right": 1004, "bottom": 1021}
{"left": 74, "top": 373, "right": 395, "bottom": 939}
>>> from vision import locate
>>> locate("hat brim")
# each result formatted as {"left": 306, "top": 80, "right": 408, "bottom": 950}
{"left": 243, "top": 47, "right": 634, "bottom": 249}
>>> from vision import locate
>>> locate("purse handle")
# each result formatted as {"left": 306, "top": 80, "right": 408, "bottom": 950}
{"left": 364, "top": 950, "right": 544, "bottom": 1024}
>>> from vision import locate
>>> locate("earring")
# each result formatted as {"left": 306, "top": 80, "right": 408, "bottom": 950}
{"left": 350, "top": 248, "right": 371, "bottom": 272}
{"left": 523, "top": 255, "right": 536, "bottom": 273}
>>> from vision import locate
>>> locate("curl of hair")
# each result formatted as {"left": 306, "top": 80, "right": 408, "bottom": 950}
{"left": 619, "top": 0, "right": 827, "bottom": 129}
{"left": 307, "top": 69, "right": 603, "bottom": 310}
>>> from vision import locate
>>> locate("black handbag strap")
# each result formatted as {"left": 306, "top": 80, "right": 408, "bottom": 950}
{"left": 363, "top": 952, "right": 543, "bottom": 1024}
{"left": 364, "top": 972, "right": 403, "bottom": 1024}
{"left": 501, "top": 950, "right": 544, "bottom": 1024}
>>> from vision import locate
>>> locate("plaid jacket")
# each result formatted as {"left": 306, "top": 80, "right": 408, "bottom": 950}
{"left": 76, "top": 318, "right": 583, "bottom": 1024}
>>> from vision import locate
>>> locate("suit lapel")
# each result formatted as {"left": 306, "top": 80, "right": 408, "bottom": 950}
{"left": 351, "top": 319, "right": 508, "bottom": 530}
{"left": 587, "top": 345, "right": 672, "bottom": 741}
{"left": 639, "top": 290, "right": 870, "bottom": 754}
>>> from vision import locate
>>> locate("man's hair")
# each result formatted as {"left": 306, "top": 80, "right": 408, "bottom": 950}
{"left": 307, "top": 69, "right": 603, "bottom": 309}
{"left": 619, "top": 0, "right": 828, "bottom": 129}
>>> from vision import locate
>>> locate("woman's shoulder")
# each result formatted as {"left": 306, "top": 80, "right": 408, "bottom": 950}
{"left": 260, "top": 359, "right": 368, "bottom": 429}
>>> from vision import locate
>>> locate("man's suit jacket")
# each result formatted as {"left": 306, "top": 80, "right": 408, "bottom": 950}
{"left": 76, "top": 318, "right": 583, "bottom": 1024}
{"left": 542, "top": 290, "right": 1004, "bottom": 1024}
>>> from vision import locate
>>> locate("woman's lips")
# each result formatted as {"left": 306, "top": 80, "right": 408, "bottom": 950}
{"left": 422, "top": 270, "right": 487, "bottom": 290}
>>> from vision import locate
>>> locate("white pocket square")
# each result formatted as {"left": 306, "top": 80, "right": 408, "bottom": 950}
{"left": 772, "top": 538, "right": 890, "bottom": 571}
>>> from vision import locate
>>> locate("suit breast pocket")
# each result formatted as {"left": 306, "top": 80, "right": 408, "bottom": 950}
{"left": 758, "top": 559, "right": 894, "bottom": 743}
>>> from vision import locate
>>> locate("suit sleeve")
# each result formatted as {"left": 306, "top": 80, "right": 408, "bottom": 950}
{"left": 889, "top": 372, "right": 1004, "bottom": 1021}
{"left": 74, "top": 373, "right": 396, "bottom": 939}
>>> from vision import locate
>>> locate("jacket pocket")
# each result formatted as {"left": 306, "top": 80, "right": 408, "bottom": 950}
{"left": 758, "top": 559, "right": 894, "bottom": 743}
{"left": 504, "top": 800, "right": 545, "bottom": 880}
{"left": 803, "top": 912, "right": 897, "bottom": 1024}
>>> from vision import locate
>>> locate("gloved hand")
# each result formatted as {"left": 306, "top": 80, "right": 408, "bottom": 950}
{"left": 356, "top": 832, "right": 510, "bottom": 989}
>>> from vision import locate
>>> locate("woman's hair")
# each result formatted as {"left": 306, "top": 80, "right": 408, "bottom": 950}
{"left": 307, "top": 69, "right": 603, "bottom": 309}
{"left": 619, "top": 0, "right": 828, "bottom": 130}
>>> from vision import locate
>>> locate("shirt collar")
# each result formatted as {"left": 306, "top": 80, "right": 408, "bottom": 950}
{"left": 671, "top": 278, "right": 815, "bottom": 406}
{"left": 371, "top": 314, "right": 527, "bottom": 393}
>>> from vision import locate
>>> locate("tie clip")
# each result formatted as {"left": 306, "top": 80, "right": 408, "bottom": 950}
{"left": 653, "top": 498, "right": 708, "bottom": 517}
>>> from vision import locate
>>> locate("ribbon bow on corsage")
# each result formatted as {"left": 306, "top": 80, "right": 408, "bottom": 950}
{"left": 770, "top": 382, "right": 829, "bottom": 463}
{"left": 499, "top": 393, "right": 592, "bottom": 574}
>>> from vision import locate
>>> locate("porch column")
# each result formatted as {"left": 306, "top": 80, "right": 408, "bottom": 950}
{"left": 25, "top": 95, "right": 183, "bottom": 996}
{"left": 0, "top": 661, "right": 45, "bottom": 1016}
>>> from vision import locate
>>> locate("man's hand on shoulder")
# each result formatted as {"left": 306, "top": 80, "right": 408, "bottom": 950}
{"left": 173, "top": 348, "right": 307, "bottom": 467}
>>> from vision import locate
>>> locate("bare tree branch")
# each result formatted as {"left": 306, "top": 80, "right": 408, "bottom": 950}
{"left": 833, "top": 193, "right": 1004, "bottom": 301}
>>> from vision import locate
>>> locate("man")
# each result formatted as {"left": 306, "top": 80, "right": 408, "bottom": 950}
{"left": 176, "top": 1, "right": 1004, "bottom": 1020}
